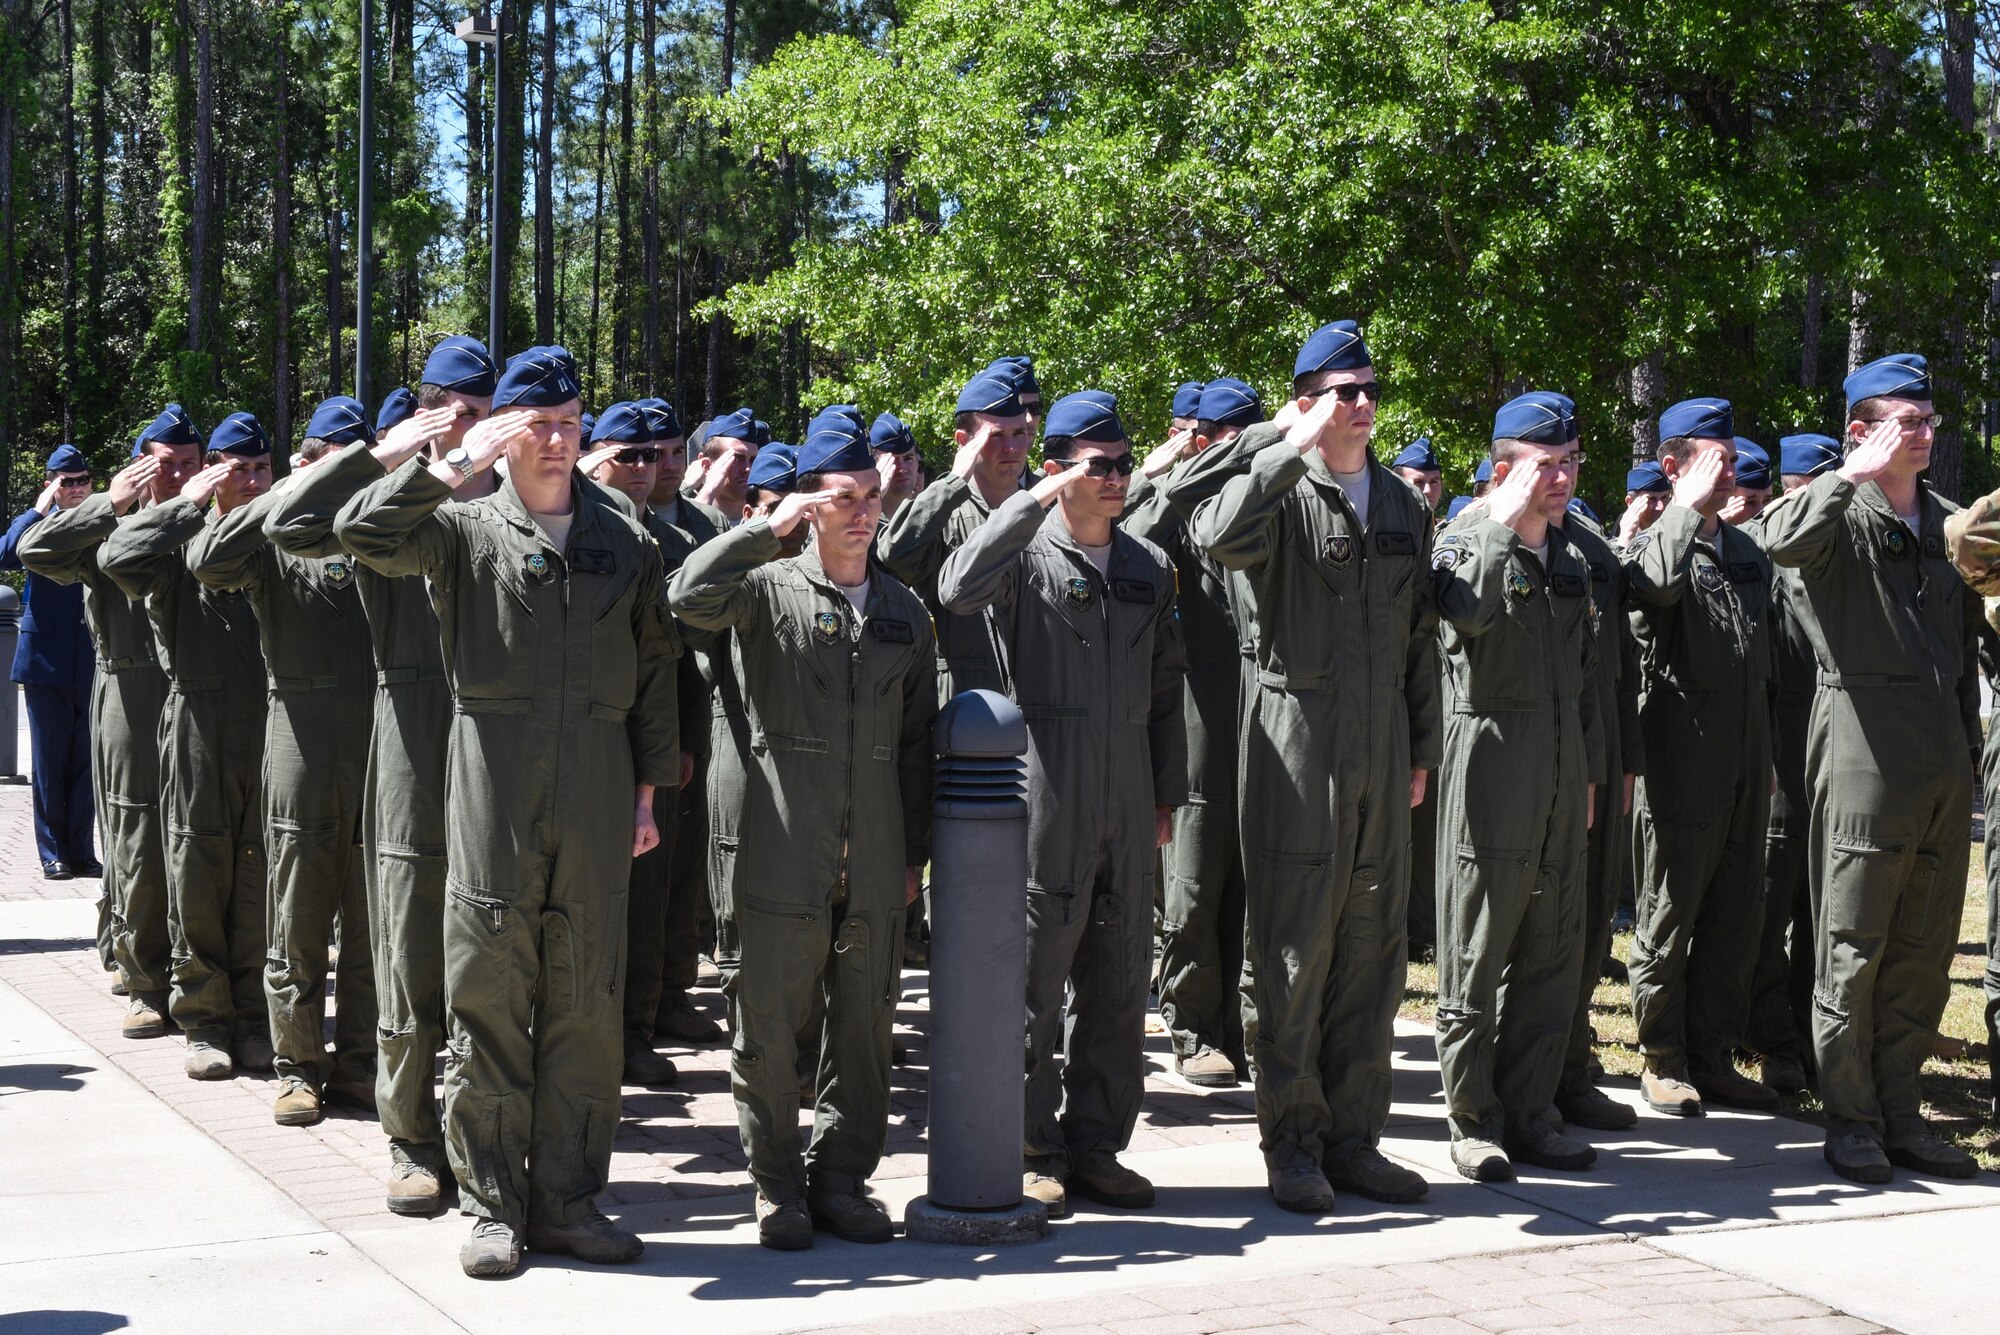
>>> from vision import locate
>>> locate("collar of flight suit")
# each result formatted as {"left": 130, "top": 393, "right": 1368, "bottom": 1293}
{"left": 1301, "top": 447, "right": 1392, "bottom": 532}
{"left": 794, "top": 542, "right": 887, "bottom": 621}
{"left": 1850, "top": 474, "right": 1941, "bottom": 536}
{"left": 1036, "top": 500, "right": 1141, "bottom": 587}
{"left": 487, "top": 469, "right": 606, "bottom": 557}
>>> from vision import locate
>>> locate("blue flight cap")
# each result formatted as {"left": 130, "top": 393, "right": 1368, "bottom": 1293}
{"left": 709, "top": 407, "right": 757, "bottom": 442}
{"left": 1493, "top": 391, "right": 1574, "bottom": 445}
{"left": 798, "top": 405, "right": 873, "bottom": 475}
{"left": 870, "top": 411, "right": 917, "bottom": 455}
{"left": 591, "top": 401, "right": 649, "bottom": 445}
{"left": 1733, "top": 438, "right": 1770, "bottom": 490}
{"left": 956, "top": 372, "right": 1023, "bottom": 418}
{"left": 1445, "top": 495, "right": 1474, "bottom": 520}
{"left": 1779, "top": 433, "right": 1842, "bottom": 479}
{"left": 1391, "top": 437, "right": 1441, "bottom": 472}
{"left": 210, "top": 412, "right": 271, "bottom": 457}
{"left": 1626, "top": 461, "right": 1668, "bottom": 494}
{"left": 1171, "top": 382, "right": 1206, "bottom": 420}
{"left": 988, "top": 355, "right": 1039, "bottom": 396}
{"left": 747, "top": 443, "right": 799, "bottom": 494}
{"left": 135, "top": 402, "right": 202, "bottom": 457}
{"left": 304, "top": 396, "right": 374, "bottom": 447}
{"left": 1195, "top": 378, "right": 1263, "bottom": 429}
{"left": 1043, "top": 390, "right": 1127, "bottom": 443}
{"left": 492, "top": 346, "right": 582, "bottom": 410}
{"left": 1843, "top": 353, "right": 1930, "bottom": 412}
{"left": 375, "top": 387, "right": 416, "bottom": 434}
{"left": 579, "top": 411, "right": 597, "bottom": 440}
{"left": 1294, "top": 320, "right": 1371, "bottom": 376}
{"left": 421, "top": 335, "right": 499, "bottom": 396}
{"left": 752, "top": 419, "right": 773, "bottom": 447}
{"left": 45, "top": 443, "right": 88, "bottom": 474}
{"left": 1473, "top": 457, "right": 1494, "bottom": 485}
{"left": 1567, "top": 496, "right": 1600, "bottom": 524}
{"left": 1658, "top": 396, "right": 1734, "bottom": 442}
{"left": 640, "top": 398, "right": 684, "bottom": 442}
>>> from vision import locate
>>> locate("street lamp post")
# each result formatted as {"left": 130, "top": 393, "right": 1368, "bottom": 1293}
{"left": 456, "top": 8, "right": 505, "bottom": 358}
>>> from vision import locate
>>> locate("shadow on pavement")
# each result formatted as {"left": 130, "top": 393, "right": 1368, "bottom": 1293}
{"left": 0, "top": 1062, "right": 94, "bottom": 1095}
{"left": 0, "top": 1314, "right": 128, "bottom": 1334}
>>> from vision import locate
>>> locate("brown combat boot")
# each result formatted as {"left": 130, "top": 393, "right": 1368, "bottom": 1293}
{"left": 1642, "top": 1059, "right": 1703, "bottom": 1116}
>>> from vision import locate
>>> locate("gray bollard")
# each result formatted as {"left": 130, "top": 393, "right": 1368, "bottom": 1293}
{"left": 904, "top": 688, "right": 1048, "bottom": 1246}
{"left": 0, "top": 585, "right": 22, "bottom": 782}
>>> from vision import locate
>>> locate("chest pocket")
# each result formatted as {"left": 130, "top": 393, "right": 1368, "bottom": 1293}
{"left": 1028, "top": 568, "right": 1100, "bottom": 645}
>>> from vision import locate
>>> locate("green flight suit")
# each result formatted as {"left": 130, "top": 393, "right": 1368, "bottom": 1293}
{"left": 264, "top": 444, "right": 451, "bottom": 1163}
{"left": 1122, "top": 442, "right": 1257, "bottom": 1069}
{"left": 670, "top": 520, "right": 935, "bottom": 1205}
{"left": 1621, "top": 505, "right": 1774, "bottom": 1079}
{"left": 625, "top": 496, "right": 725, "bottom": 1055}
{"left": 1192, "top": 432, "right": 1440, "bottom": 1171}
{"left": 1942, "top": 495, "right": 2000, "bottom": 1095}
{"left": 939, "top": 492, "right": 1187, "bottom": 1177}
{"left": 188, "top": 478, "right": 378, "bottom": 1091}
{"left": 101, "top": 498, "right": 269, "bottom": 1049}
{"left": 1559, "top": 516, "right": 1643, "bottom": 1098}
{"left": 876, "top": 473, "right": 1016, "bottom": 704}
{"left": 20, "top": 495, "right": 173, "bottom": 1006}
{"left": 1429, "top": 515, "right": 1601, "bottom": 1145}
{"left": 1743, "top": 549, "right": 1819, "bottom": 1066}
{"left": 336, "top": 460, "right": 681, "bottom": 1231}
{"left": 1761, "top": 472, "right": 1977, "bottom": 1149}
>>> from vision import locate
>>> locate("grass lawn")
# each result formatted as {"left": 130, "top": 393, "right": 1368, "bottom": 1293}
{"left": 1400, "top": 842, "right": 1998, "bottom": 1167}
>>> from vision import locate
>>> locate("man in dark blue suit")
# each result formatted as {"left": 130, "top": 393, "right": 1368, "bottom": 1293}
{"left": 1, "top": 444, "right": 100, "bottom": 881}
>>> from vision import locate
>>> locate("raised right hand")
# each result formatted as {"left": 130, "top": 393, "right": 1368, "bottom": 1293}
{"left": 181, "top": 458, "right": 243, "bottom": 508}
{"left": 1838, "top": 418, "right": 1901, "bottom": 486}
{"left": 1486, "top": 453, "right": 1546, "bottom": 528}
{"left": 108, "top": 455, "right": 159, "bottom": 514}
{"left": 1671, "top": 446, "right": 1727, "bottom": 512}
{"left": 952, "top": 423, "right": 995, "bottom": 480}
{"left": 768, "top": 486, "right": 843, "bottom": 536}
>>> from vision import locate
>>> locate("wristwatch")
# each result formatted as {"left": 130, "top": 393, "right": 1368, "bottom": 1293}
{"left": 444, "top": 446, "right": 476, "bottom": 481}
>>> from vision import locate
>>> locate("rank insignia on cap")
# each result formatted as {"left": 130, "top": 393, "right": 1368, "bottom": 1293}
{"left": 525, "top": 552, "right": 550, "bottom": 578}
{"left": 1883, "top": 527, "right": 1910, "bottom": 559}
{"left": 324, "top": 557, "right": 351, "bottom": 586}
{"left": 1064, "top": 577, "right": 1094, "bottom": 609}
{"left": 1325, "top": 533, "right": 1354, "bottom": 570}
{"left": 1508, "top": 571, "right": 1534, "bottom": 601}
{"left": 814, "top": 610, "right": 843, "bottom": 643}
{"left": 1695, "top": 562, "right": 1725, "bottom": 593}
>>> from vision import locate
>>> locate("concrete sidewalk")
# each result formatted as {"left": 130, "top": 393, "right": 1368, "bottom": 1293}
{"left": 0, "top": 775, "right": 1993, "bottom": 1334}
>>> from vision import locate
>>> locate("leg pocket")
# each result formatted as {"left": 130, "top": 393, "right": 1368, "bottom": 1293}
{"left": 1894, "top": 851, "right": 1941, "bottom": 947}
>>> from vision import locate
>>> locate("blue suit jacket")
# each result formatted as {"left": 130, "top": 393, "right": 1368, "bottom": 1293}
{"left": 0, "top": 507, "right": 95, "bottom": 688}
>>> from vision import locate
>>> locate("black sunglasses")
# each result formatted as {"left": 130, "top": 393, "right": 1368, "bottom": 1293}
{"left": 1054, "top": 453, "right": 1137, "bottom": 478}
{"left": 55, "top": 474, "right": 93, "bottom": 487}
{"left": 1304, "top": 381, "right": 1383, "bottom": 404}
{"left": 613, "top": 447, "right": 662, "bottom": 465}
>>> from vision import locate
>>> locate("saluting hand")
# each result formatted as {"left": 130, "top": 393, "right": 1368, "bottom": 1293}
{"left": 181, "top": 457, "right": 242, "bottom": 508}
{"left": 1671, "top": 446, "right": 1727, "bottom": 512}
{"left": 1838, "top": 417, "right": 1902, "bottom": 486}
{"left": 577, "top": 443, "right": 627, "bottom": 480}
{"left": 1285, "top": 389, "right": 1343, "bottom": 454}
{"left": 33, "top": 477, "right": 64, "bottom": 516}
{"left": 1028, "top": 459, "right": 1096, "bottom": 507}
{"left": 768, "top": 486, "right": 843, "bottom": 537}
{"left": 1486, "top": 453, "right": 1547, "bottom": 528}
{"left": 376, "top": 405, "right": 460, "bottom": 470}
{"left": 108, "top": 455, "right": 159, "bottom": 515}
{"left": 952, "top": 424, "right": 995, "bottom": 480}
{"left": 1140, "top": 428, "right": 1195, "bottom": 480}
{"left": 1616, "top": 491, "right": 1659, "bottom": 546}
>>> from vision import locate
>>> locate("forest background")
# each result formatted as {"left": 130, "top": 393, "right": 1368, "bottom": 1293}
{"left": 1, "top": 0, "right": 1998, "bottom": 513}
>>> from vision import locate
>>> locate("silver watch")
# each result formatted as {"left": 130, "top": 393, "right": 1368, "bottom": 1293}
{"left": 444, "top": 446, "right": 476, "bottom": 481}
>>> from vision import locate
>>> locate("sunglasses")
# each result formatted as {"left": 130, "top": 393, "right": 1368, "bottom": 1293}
{"left": 1053, "top": 453, "right": 1137, "bottom": 478}
{"left": 613, "top": 447, "right": 662, "bottom": 465}
{"left": 55, "top": 475, "right": 93, "bottom": 487}
{"left": 1304, "top": 381, "right": 1384, "bottom": 404}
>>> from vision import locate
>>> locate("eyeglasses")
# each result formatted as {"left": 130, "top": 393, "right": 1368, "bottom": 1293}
{"left": 1053, "top": 453, "right": 1137, "bottom": 478}
{"left": 1862, "top": 413, "right": 1943, "bottom": 433}
{"left": 1303, "top": 381, "right": 1383, "bottom": 404}
{"left": 55, "top": 475, "right": 92, "bottom": 488}
{"left": 613, "top": 447, "right": 662, "bottom": 465}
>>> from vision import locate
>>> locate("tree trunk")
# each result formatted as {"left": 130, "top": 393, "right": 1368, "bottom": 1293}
{"left": 1846, "top": 287, "right": 1870, "bottom": 377}
{"left": 497, "top": 0, "right": 526, "bottom": 346}
{"left": 641, "top": 0, "right": 659, "bottom": 391}
{"left": 0, "top": 0, "right": 24, "bottom": 486}
{"left": 585, "top": 0, "right": 609, "bottom": 398}
{"left": 1627, "top": 349, "right": 1665, "bottom": 464}
{"left": 705, "top": 0, "right": 735, "bottom": 416}
{"left": 464, "top": 35, "right": 483, "bottom": 299}
{"left": 1927, "top": 0, "right": 1976, "bottom": 499}
{"left": 534, "top": 0, "right": 554, "bottom": 341}
{"left": 186, "top": 0, "right": 215, "bottom": 372}
{"left": 273, "top": 17, "right": 292, "bottom": 450}
{"left": 325, "top": 204, "right": 343, "bottom": 398}
{"left": 610, "top": 0, "right": 633, "bottom": 395}
{"left": 84, "top": 0, "right": 106, "bottom": 427}
{"left": 1800, "top": 272, "right": 1825, "bottom": 390}
{"left": 59, "top": 0, "right": 76, "bottom": 439}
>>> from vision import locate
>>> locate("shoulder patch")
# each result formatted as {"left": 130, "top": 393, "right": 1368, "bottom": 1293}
{"left": 1431, "top": 546, "right": 1464, "bottom": 573}
{"left": 1626, "top": 533, "right": 1652, "bottom": 555}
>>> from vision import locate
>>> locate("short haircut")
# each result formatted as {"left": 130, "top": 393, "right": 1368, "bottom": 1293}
{"left": 1291, "top": 369, "right": 1337, "bottom": 400}
{"left": 1846, "top": 397, "right": 1900, "bottom": 444}
{"left": 416, "top": 383, "right": 452, "bottom": 410}
{"left": 1656, "top": 434, "right": 1696, "bottom": 464}
{"left": 701, "top": 433, "right": 749, "bottom": 462}
{"left": 298, "top": 437, "right": 338, "bottom": 464}
{"left": 1489, "top": 437, "right": 1539, "bottom": 466}
{"left": 794, "top": 472, "right": 823, "bottom": 493}
{"left": 1041, "top": 434, "right": 1077, "bottom": 461}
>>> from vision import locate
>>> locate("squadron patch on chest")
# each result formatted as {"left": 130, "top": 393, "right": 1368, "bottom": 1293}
{"left": 1324, "top": 533, "right": 1354, "bottom": 570}
{"left": 1695, "top": 562, "right": 1726, "bottom": 593}
{"left": 524, "top": 551, "right": 551, "bottom": 581}
{"left": 1882, "top": 527, "right": 1911, "bottom": 560}
{"left": 1064, "top": 577, "right": 1094, "bottom": 609}
{"left": 1508, "top": 571, "right": 1534, "bottom": 601}
{"left": 813, "top": 610, "right": 844, "bottom": 643}
{"left": 323, "top": 556, "right": 352, "bottom": 587}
